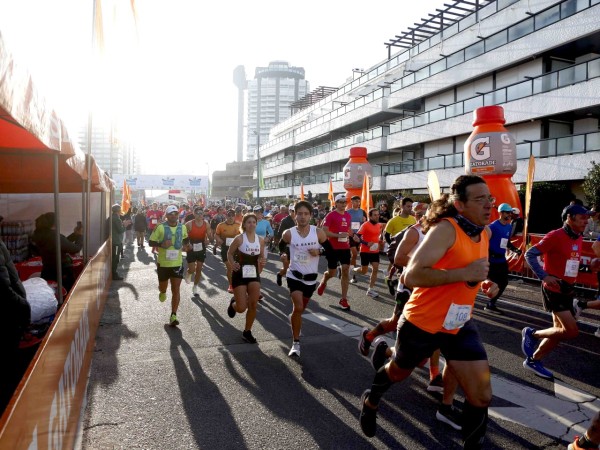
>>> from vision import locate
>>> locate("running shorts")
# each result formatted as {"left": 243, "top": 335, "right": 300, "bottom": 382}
{"left": 287, "top": 277, "right": 317, "bottom": 299}
{"left": 157, "top": 265, "right": 184, "bottom": 282}
{"left": 360, "top": 252, "right": 380, "bottom": 266}
{"left": 325, "top": 248, "right": 351, "bottom": 269}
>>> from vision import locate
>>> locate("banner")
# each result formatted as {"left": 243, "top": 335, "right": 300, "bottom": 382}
{"left": 111, "top": 174, "right": 208, "bottom": 190}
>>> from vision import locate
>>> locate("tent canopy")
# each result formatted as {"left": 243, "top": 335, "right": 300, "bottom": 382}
{"left": 0, "top": 32, "right": 112, "bottom": 193}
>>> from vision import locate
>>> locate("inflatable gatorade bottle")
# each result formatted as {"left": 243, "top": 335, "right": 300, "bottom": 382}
{"left": 343, "top": 147, "right": 372, "bottom": 206}
{"left": 464, "top": 106, "right": 521, "bottom": 222}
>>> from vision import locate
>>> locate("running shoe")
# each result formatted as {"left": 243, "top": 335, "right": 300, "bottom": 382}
{"left": 359, "top": 389, "right": 378, "bottom": 438}
{"left": 350, "top": 274, "right": 357, "bottom": 284}
{"left": 227, "top": 285, "right": 234, "bottom": 294}
{"left": 436, "top": 404, "right": 462, "bottom": 431}
{"left": 227, "top": 298, "right": 236, "bottom": 318}
{"left": 212, "top": 245, "right": 217, "bottom": 255}
{"left": 242, "top": 330, "right": 257, "bottom": 344}
{"left": 184, "top": 271, "right": 193, "bottom": 284}
{"left": 358, "top": 327, "right": 371, "bottom": 356}
{"left": 276, "top": 272, "right": 283, "bottom": 286}
{"left": 258, "top": 294, "right": 264, "bottom": 302}
{"left": 366, "top": 288, "right": 379, "bottom": 298}
{"left": 595, "top": 328, "right": 600, "bottom": 338}
{"left": 427, "top": 374, "right": 444, "bottom": 393}
{"left": 484, "top": 303, "right": 502, "bottom": 314}
{"left": 288, "top": 341, "right": 301, "bottom": 357}
{"left": 339, "top": 298, "right": 351, "bottom": 311}
{"left": 523, "top": 357, "right": 553, "bottom": 379}
{"left": 159, "top": 292, "right": 167, "bottom": 302}
{"left": 385, "top": 277, "right": 395, "bottom": 296}
{"left": 371, "top": 337, "right": 389, "bottom": 371}
{"left": 572, "top": 298, "right": 584, "bottom": 320}
{"left": 192, "top": 284, "right": 199, "bottom": 296}
{"left": 169, "top": 313, "right": 179, "bottom": 326}
{"left": 521, "top": 327, "right": 536, "bottom": 358}
{"left": 317, "top": 280, "right": 327, "bottom": 296}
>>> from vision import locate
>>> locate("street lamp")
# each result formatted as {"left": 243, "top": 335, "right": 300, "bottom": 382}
{"left": 205, "top": 162, "right": 211, "bottom": 199}
{"left": 253, "top": 130, "right": 260, "bottom": 201}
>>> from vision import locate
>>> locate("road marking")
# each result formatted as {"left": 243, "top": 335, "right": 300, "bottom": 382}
{"left": 303, "top": 312, "right": 599, "bottom": 442}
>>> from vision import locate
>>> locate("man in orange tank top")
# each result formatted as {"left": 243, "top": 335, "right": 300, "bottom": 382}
{"left": 184, "top": 206, "right": 209, "bottom": 296}
{"left": 359, "top": 175, "right": 499, "bottom": 450}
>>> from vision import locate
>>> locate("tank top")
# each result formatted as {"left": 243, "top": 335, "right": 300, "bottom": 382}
{"left": 403, "top": 218, "right": 489, "bottom": 335}
{"left": 406, "top": 224, "right": 425, "bottom": 258}
{"left": 188, "top": 220, "right": 207, "bottom": 243}
{"left": 286, "top": 226, "right": 320, "bottom": 285}
{"left": 236, "top": 232, "right": 261, "bottom": 268}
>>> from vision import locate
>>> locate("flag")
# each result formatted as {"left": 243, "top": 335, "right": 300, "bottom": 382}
{"left": 523, "top": 155, "right": 535, "bottom": 245}
{"left": 361, "top": 173, "right": 371, "bottom": 211}
{"left": 300, "top": 182, "right": 305, "bottom": 201}
{"left": 258, "top": 161, "right": 265, "bottom": 190}
{"left": 121, "top": 179, "right": 131, "bottom": 213}
{"left": 328, "top": 179, "right": 334, "bottom": 206}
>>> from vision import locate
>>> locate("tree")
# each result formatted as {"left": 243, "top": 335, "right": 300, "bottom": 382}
{"left": 582, "top": 161, "right": 600, "bottom": 209}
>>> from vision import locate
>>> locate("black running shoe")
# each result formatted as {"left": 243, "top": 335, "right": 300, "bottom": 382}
{"left": 358, "top": 327, "right": 372, "bottom": 357}
{"left": 242, "top": 330, "right": 257, "bottom": 344}
{"left": 227, "top": 298, "right": 236, "bottom": 318}
{"left": 371, "top": 338, "right": 389, "bottom": 371}
{"left": 276, "top": 272, "right": 283, "bottom": 286}
{"left": 436, "top": 404, "right": 462, "bottom": 431}
{"left": 359, "top": 390, "right": 377, "bottom": 437}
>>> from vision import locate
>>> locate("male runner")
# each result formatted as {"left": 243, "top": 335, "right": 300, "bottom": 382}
{"left": 359, "top": 175, "right": 498, "bottom": 449}
{"left": 383, "top": 197, "right": 416, "bottom": 287}
{"left": 215, "top": 209, "right": 241, "bottom": 293}
{"left": 279, "top": 201, "right": 329, "bottom": 357}
{"left": 348, "top": 195, "right": 367, "bottom": 283}
{"left": 275, "top": 204, "right": 296, "bottom": 287}
{"left": 146, "top": 202, "right": 163, "bottom": 239}
{"left": 185, "top": 206, "right": 209, "bottom": 296}
{"left": 149, "top": 205, "right": 191, "bottom": 326}
{"left": 353, "top": 208, "right": 383, "bottom": 298}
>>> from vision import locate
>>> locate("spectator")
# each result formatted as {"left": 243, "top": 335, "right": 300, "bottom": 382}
{"left": 111, "top": 204, "right": 129, "bottom": 281}
{"left": 133, "top": 207, "right": 147, "bottom": 248}
{"left": 31, "top": 212, "right": 83, "bottom": 292}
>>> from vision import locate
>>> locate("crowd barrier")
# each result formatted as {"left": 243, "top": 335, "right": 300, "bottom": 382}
{"left": 0, "top": 241, "right": 111, "bottom": 449}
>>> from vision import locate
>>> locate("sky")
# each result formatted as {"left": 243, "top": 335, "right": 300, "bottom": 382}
{"left": 0, "top": 0, "right": 447, "bottom": 177}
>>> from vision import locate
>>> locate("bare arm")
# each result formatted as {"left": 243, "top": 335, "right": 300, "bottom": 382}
{"left": 227, "top": 235, "right": 243, "bottom": 271}
{"left": 403, "top": 220, "right": 489, "bottom": 288}
{"left": 394, "top": 227, "right": 419, "bottom": 268}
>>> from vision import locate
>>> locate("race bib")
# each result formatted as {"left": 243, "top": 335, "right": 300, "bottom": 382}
{"left": 225, "top": 237, "right": 234, "bottom": 246}
{"left": 351, "top": 222, "right": 360, "bottom": 231}
{"left": 294, "top": 251, "right": 309, "bottom": 263}
{"left": 338, "top": 235, "right": 348, "bottom": 243}
{"left": 242, "top": 265, "right": 257, "bottom": 278}
{"left": 370, "top": 243, "right": 379, "bottom": 252}
{"left": 166, "top": 249, "right": 179, "bottom": 261}
{"left": 564, "top": 259, "right": 579, "bottom": 278}
{"left": 500, "top": 238, "right": 508, "bottom": 249}
{"left": 442, "top": 303, "right": 472, "bottom": 330}
{"left": 193, "top": 243, "right": 203, "bottom": 252}
{"left": 151, "top": 219, "right": 158, "bottom": 225}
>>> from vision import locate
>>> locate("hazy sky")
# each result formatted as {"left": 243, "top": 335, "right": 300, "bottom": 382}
{"left": 0, "top": 0, "right": 446, "bottom": 176}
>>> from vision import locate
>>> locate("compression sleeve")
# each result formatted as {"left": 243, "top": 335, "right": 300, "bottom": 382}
{"left": 524, "top": 246, "right": 547, "bottom": 280}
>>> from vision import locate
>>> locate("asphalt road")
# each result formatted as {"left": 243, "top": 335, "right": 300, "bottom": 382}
{"left": 79, "top": 244, "right": 600, "bottom": 450}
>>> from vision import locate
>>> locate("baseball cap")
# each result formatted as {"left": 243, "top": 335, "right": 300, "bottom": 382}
{"left": 253, "top": 205, "right": 263, "bottom": 212}
{"left": 288, "top": 204, "right": 295, "bottom": 211}
{"left": 561, "top": 204, "right": 592, "bottom": 221}
{"left": 412, "top": 202, "right": 428, "bottom": 214}
{"left": 511, "top": 208, "right": 520, "bottom": 215}
{"left": 165, "top": 205, "right": 178, "bottom": 215}
{"left": 334, "top": 194, "right": 347, "bottom": 203}
{"left": 497, "top": 203, "right": 513, "bottom": 213}
{"left": 112, "top": 203, "right": 121, "bottom": 212}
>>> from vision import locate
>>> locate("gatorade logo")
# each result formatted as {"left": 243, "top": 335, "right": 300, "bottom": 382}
{"left": 471, "top": 137, "right": 490, "bottom": 161}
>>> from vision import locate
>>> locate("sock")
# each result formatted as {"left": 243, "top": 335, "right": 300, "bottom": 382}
{"left": 577, "top": 300, "right": 588, "bottom": 309}
{"left": 462, "top": 401, "right": 488, "bottom": 450}
{"left": 367, "top": 367, "right": 393, "bottom": 406}
{"left": 578, "top": 434, "right": 599, "bottom": 448}
{"left": 429, "top": 365, "right": 440, "bottom": 380}
{"left": 293, "top": 339, "right": 300, "bottom": 343}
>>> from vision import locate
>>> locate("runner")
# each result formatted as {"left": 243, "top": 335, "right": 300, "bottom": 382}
{"left": 484, "top": 203, "right": 522, "bottom": 314}
{"left": 348, "top": 195, "right": 367, "bottom": 284}
{"left": 568, "top": 411, "right": 600, "bottom": 449}
{"left": 215, "top": 209, "right": 240, "bottom": 293}
{"left": 279, "top": 201, "right": 329, "bottom": 357}
{"left": 148, "top": 204, "right": 191, "bottom": 326}
{"left": 522, "top": 204, "right": 593, "bottom": 379}
{"left": 353, "top": 208, "right": 383, "bottom": 298}
{"left": 358, "top": 175, "right": 498, "bottom": 449}
{"left": 209, "top": 206, "right": 226, "bottom": 249}
{"left": 145, "top": 202, "right": 163, "bottom": 240}
{"left": 317, "top": 194, "right": 355, "bottom": 311}
{"left": 383, "top": 197, "right": 416, "bottom": 289}
{"left": 184, "top": 206, "right": 209, "bottom": 296}
{"left": 226, "top": 213, "right": 267, "bottom": 344}
{"left": 275, "top": 204, "right": 296, "bottom": 287}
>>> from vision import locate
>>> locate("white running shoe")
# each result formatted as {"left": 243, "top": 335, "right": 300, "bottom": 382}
{"left": 288, "top": 341, "right": 301, "bottom": 357}
{"left": 192, "top": 284, "right": 198, "bottom": 296}
{"left": 184, "top": 271, "right": 193, "bottom": 284}
{"left": 572, "top": 298, "right": 583, "bottom": 319}
{"left": 366, "top": 288, "right": 379, "bottom": 298}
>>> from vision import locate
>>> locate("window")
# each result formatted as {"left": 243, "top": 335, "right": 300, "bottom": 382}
{"left": 535, "top": 5, "right": 560, "bottom": 29}
{"left": 416, "top": 67, "right": 429, "bottom": 82}
{"left": 465, "top": 41, "right": 485, "bottom": 60}
{"left": 485, "top": 30, "right": 507, "bottom": 52}
{"left": 430, "top": 59, "right": 446, "bottom": 76}
{"left": 447, "top": 51, "right": 464, "bottom": 68}
{"left": 508, "top": 17, "right": 534, "bottom": 41}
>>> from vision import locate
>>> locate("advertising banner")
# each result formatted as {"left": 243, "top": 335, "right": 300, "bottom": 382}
{"left": 111, "top": 174, "right": 208, "bottom": 191}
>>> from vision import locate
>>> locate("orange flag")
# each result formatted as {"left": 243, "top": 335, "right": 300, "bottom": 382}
{"left": 121, "top": 179, "right": 131, "bottom": 214}
{"left": 328, "top": 179, "right": 334, "bottom": 206}
{"left": 300, "top": 182, "right": 305, "bottom": 201}
{"left": 361, "top": 173, "right": 371, "bottom": 211}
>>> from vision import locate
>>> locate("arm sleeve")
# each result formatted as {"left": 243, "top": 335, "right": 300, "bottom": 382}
{"left": 524, "top": 246, "right": 547, "bottom": 280}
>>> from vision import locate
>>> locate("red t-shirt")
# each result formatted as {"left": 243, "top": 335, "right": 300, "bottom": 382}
{"left": 358, "top": 220, "right": 381, "bottom": 253}
{"left": 146, "top": 209, "right": 163, "bottom": 230}
{"left": 534, "top": 228, "right": 583, "bottom": 284}
{"left": 323, "top": 210, "right": 352, "bottom": 250}
{"left": 273, "top": 212, "right": 288, "bottom": 224}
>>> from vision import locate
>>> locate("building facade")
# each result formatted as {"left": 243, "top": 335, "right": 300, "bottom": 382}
{"left": 211, "top": 160, "right": 255, "bottom": 200}
{"left": 78, "top": 122, "right": 139, "bottom": 176}
{"left": 256, "top": 0, "right": 600, "bottom": 200}
{"left": 247, "top": 61, "right": 309, "bottom": 161}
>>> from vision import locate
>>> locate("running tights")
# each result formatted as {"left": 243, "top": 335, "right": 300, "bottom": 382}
{"left": 462, "top": 401, "right": 488, "bottom": 449}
